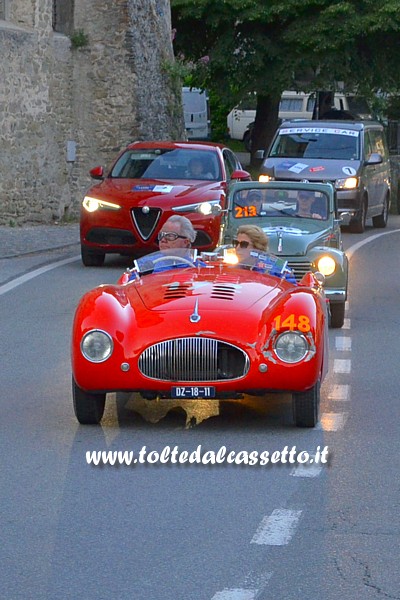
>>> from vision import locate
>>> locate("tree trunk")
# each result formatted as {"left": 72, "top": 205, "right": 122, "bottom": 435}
{"left": 250, "top": 93, "right": 281, "bottom": 168}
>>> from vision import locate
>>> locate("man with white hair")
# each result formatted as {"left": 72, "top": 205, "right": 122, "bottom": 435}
{"left": 157, "top": 215, "right": 197, "bottom": 250}
{"left": 127, "top": 215, "right": 200, "bottom": 281}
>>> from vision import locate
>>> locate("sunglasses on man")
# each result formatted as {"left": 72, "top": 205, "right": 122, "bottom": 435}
{"left": 233, "top": 239, "right": 251, "bottom": 249}
{"left": 158, "top": 231, "right": 188, "bottom": 242}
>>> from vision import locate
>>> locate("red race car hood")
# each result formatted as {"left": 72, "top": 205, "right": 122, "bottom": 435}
{"left": 91, "top": 178, "right": 222, "bottom": 207}
{"left": 129, "top": 267, "right": 288, "bottom": 313}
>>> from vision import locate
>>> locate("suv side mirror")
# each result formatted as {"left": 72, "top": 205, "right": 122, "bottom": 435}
{"left": 89, "top": 166, "right": 105, "bottom": 180}
{"left": 365, "top": 153, "right": 382, "bottom": 166}
{"left": 255, "top": 150, "right": 265, "bottom": 160}
{"left": 230, "top": 169, "right": 251, "bottom": 181}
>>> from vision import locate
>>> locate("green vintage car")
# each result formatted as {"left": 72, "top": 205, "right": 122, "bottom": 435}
{"left": 220, "top": 180, "right": 348, "bottom": 328}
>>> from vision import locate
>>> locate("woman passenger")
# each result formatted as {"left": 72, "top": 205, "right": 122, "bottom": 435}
{"left": 233, "top": 224, "right": 296, "bottom": 283}
{"left": 233, "top": 224, "right": 268, "bottom": 262}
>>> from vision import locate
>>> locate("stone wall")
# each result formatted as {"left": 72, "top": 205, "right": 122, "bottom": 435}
{"left": 0, "top": 0, "right": 185, "bottom": 225}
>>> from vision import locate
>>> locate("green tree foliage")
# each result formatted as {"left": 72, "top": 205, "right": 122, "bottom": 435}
{"left": 171, "top": 0, "right": 400, "bottom": 160}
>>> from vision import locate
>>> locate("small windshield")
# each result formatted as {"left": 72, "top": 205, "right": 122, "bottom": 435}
{"left": 127, "top": 247, "right": 296, "bottom": 285}
{"left": 130, "top": 247, "right": 292, "bottom": 279}
{"left": 232, "top": 188, "right": 330, "bottom": 224}
{"left": 110, "top": 148, "right": 221, "bottom": 181}
{"left": 132, "top": 249, "right": 198, "bottom": 276}
{"left": 270, "top": 127, "right": 360, "bottom": 160}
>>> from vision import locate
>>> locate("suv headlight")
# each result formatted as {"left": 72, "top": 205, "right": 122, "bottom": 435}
{"left": 172, "top": 200, "right": 222, "bottom": 215}
{"left": 83, "top": 196, "right": 121, "bottom": 212}
{"left": 259, "top": 174, "right": 273, "bottom": 182}
{"left": 335, "top": 177, "right": 358, "bottom": 190}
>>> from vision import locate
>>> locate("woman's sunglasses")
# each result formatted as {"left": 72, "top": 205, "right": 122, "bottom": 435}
{"left": 233, "top": 239, "right": 251, "bottom": 249}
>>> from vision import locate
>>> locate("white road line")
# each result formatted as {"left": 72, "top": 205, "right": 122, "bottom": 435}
{"left": 318, "top": 412, "right": 349, "bottom": 431}
{"left": 335, "top": 336, "right": 352, "bottom": 351}
{"left": 346, "top": 228, "right": 400, "bottom": 260}
{"left": 291, "top": 458, "right": 323, "bottom": 478}
{"left": 342, "top": 318, "right": 351, "bottom": 329}
{"left": 333, "top": 358, "right": 351, "bottom": 373}
{"left": 211, "top": 589, "right": 257, "bottom": 600}
{"left": 0, "top": 255, "right": 80, "bottom": 296}
{"left": 211, "top": 570, "right": 273, "bottom": 599}
{"left": 251, "top": 509, "right": 302, "bottom": 546}
{"left": 328, "top": 384, "right": 350, "bottom": 402}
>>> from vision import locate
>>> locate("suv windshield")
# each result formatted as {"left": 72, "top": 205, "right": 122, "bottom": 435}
{"left": 110, "top": 148, "right": 221, "bottom": 181}
{"left": 270, "top": 126, "right": 360, "bottom": 160}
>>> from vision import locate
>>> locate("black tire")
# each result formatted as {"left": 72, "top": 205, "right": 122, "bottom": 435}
{"left": 292, "top": 380, "right": 320, "bottom": 427}
{"left": 329, "top": 301, "right": 345, "bottom": 329}
{"left": 243, "top": 129, "right": 252, "bottom": 152}
{"left": 349, "top": 197, "right": 367, "bottom": 233}
{"left": 73, "top": 378, "right": 106, "bottom": 424}
{"left": 372, "top": 194, "right": 389, "bottom": 228}
{"left": 81, "top": 245, "right": 105, "bottom": 267}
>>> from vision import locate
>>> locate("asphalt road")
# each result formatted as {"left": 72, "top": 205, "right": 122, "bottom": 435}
{"left": 1, "top": 217, "right": 400, "bottom": 600}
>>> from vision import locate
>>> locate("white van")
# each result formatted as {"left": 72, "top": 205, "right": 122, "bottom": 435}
{"left": 182, "top": 87, "right": 211, "bottom": 140}
{"left": 227, "top": 91, "right": 372, "bottom": 142}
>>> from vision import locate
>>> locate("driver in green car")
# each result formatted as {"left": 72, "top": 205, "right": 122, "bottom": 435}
{"left": 246, "top": 190, "right": 267, "bottom": 216}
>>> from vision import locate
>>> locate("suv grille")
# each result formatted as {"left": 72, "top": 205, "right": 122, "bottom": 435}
{"left": 138, "top": 337, "right": 249, "bottom": 381}
{"left": 131, "top": 207, "right": 161, "bottom": 240}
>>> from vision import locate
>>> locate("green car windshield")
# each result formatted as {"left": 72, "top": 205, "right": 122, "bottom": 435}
{"left": 232, "top": 188, "right": 330, "bottom": 230}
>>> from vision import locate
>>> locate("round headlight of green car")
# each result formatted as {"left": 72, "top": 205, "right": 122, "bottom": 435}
{"left": 274, "top": 331, "right": 309, "bottom": 363}
{"left": 317, "top": 255, "right": 336, "bottom": 277}
{"left": 81, "top": 330, "right": 113, "bottom": 362}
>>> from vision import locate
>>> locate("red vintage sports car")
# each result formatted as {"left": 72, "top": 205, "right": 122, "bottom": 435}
{"left": 80, "top": 141, "right": 250, "bottom": 266}
{"left": 71, "top": 248, "right": 328, "bottom": 427}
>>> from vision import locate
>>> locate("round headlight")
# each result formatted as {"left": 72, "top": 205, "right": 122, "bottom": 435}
{"left": 81, "top": 330, "right": 113, "bottom": 363}
{"left": 274, "top": 331, "right": 309, "bottom": 363}
{"left": 317, "top": 256, "right": 336, "bottom": 277}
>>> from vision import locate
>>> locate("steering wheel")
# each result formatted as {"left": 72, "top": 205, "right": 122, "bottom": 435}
{"left": 152, "top": 255, "right": 195, "bottom": 267}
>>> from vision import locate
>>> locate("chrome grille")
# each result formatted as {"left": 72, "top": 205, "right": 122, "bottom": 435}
{"left": 131, "top": 207, "right": 161, "bottom": 240}
{"left": 138, "top": 337, "right": 249, "bottom": 381}
{"left": 287, "top": 260, "right": 312, "bottom": 282}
